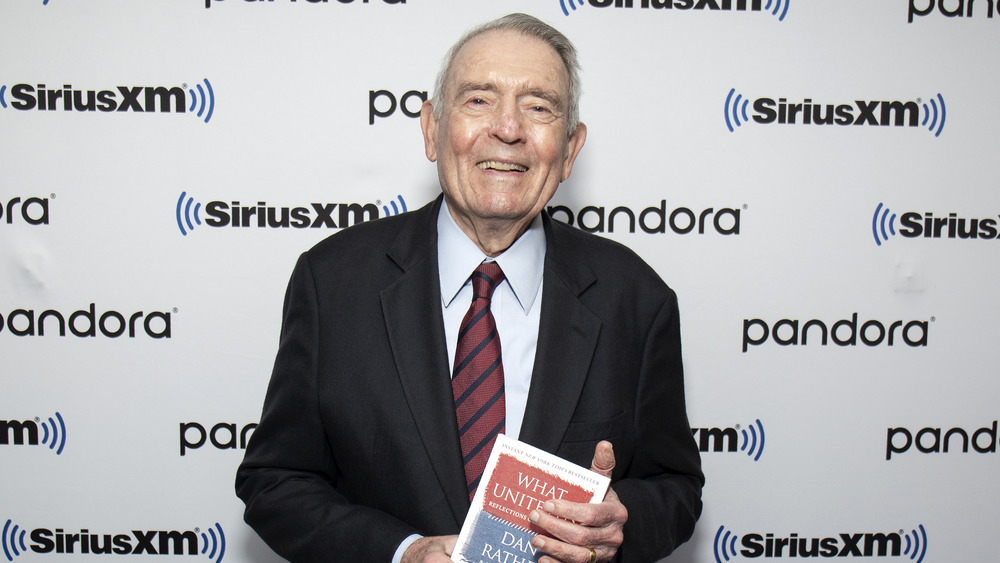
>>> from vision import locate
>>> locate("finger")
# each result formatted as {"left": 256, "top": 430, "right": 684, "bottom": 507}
{"left": 441, "top": 535, "right": 457, "bottom": 554}
{"left": 534, "top": 535, "right": 605, "bottom": 563}
{"left": 535, "top": 492, "right": 627, "bottom": 529}
{"left": 402, "top": 535, "right": 459, "bottom": 563}
{"left": 533, "top": 514, "right": 624, "bottom": 561}
{"left": 590, "top": 441, "right": 615, "bottom": 478}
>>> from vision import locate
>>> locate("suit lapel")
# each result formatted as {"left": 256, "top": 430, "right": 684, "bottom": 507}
{"left": 379, "top": 203, "right": 603, "bottom": 521}
{"left": 519, "top": 215, "right": 602, "bottom": 453}
{"left": 380, "top": 196, "right": 470, "bottom": 526}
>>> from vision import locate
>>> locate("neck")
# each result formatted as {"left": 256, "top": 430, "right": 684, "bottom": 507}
{"left": 451, "top": 213, "right": 533, "bottom": 258}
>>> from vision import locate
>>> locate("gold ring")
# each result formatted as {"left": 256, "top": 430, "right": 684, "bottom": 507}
{"left": 587, "top": 547, "right": 597, "bottom": 563}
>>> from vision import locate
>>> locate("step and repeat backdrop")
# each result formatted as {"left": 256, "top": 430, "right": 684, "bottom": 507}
{"left": 2, "top": 1, "right": 997, "bottom": 561}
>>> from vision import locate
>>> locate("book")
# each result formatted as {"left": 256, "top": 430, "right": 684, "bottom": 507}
{"left": 452, "top": 434, "right": 611, "bottom": 563}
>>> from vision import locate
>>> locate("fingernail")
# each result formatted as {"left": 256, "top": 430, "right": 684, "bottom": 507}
{"left": 543, "top": 501, "right": 555, "bottom": 512}
{"left": 533, "top": 536, "right": 546, "bottom": 549}
{"left": 529, "top": 511, "right": 540, "bottom": 524}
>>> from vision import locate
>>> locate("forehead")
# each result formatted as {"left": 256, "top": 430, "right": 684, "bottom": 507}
{"left": 448, "top": 30, "right": 569, "bottom": 98}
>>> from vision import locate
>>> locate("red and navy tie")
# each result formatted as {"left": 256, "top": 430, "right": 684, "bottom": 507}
{"left": 452, "top": 261, "right": 506, "bottom": 500}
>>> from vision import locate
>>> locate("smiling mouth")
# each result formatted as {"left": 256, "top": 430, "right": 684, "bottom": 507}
{"left": 477, "top": 160, "right": 528, "bottom": 172}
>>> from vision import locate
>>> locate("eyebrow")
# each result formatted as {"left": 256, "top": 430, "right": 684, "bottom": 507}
{"left": 454, "top": 81, "right": 565, "bottom": 111}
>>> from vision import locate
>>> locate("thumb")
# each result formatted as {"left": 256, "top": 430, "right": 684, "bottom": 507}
{"left": 590, "top": 440, "right": 616, "bottom": 478}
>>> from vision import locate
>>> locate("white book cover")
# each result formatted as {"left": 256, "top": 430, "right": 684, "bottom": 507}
{"left": 452, "top": 434, "right": 611, "bottom": 563}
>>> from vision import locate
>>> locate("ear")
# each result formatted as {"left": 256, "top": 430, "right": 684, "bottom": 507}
{"left": 419, "top": 100, "right": 439, "bottom": 163}
{"left": 560, "top": 122, "right": 587, "bottom": 182}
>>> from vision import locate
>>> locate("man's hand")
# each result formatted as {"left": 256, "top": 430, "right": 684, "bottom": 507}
{"left": 401, "top": 535, "right": 458, "bottom": 563}
{"left": 528, "top": 441, "right": 628, "bottom": 563}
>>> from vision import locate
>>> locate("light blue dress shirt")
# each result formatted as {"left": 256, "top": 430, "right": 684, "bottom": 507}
{"left": 392, "top": 199, "right": 546, "bottom": 562}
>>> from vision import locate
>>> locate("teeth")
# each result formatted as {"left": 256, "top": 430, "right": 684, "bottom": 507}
{"left": 478, "top": 161, "right": 527, "bottom": 172}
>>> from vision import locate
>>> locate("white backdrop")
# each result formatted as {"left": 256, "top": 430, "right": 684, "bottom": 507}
{"left": 2, "top": 1, "right": 998, "bottom": 561}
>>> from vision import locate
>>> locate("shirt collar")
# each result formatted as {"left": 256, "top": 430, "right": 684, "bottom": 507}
{"left": 437, "top": 199, "right": 545, "bottom": 315}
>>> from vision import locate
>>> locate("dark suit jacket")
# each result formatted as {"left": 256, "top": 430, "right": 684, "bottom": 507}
{"left": 236, "top": 196, "right": 703, "bottom": 563}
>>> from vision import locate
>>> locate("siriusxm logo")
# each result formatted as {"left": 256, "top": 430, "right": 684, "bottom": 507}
{"left": 724, "top": 90, "right": 946, "bottom": 137}
{"left": 742, "top": 314, "right": 930, "bottom": 353}
{"left": 176, "top": 192, "right": 407, "bottom": 236}
{"left": 0, "top": 413, "right": 67, "bottom": 455}
{"left": 1, "top": 196, "right": 49, "bottom": 226}
{"left": 873, "top": 202, "right": 1000, "bottom": 246}
{"left": 204, "top": 0, "right": 405, "bottom": 9}
{"left": 692, "top": 419, "right": 765, "bottom": 461}
{"left": 714, "top": 525, "right": 927, "bottom": 561}
{"left": 0, "top": 79, "right": 215, "bottom": 123}
{"left": 886, "top": 421, "right": 997, "bottom": 460}
{"left": 0, "top": 304, "right": 172, "bottom": 339}
{"left": 909, "top": 0, "right": 1000, "bottom": 22}
{"left": 547, "top": 200, "right": 741, "bottom": 236}
{"left": 559, "top": 0, "right": 789, "bottom": 21}
{"left": 1, "top": 521, "right": 225, "bottom": 561}
{"left": 180, "top": 422, "right": 257, "bottom": 456}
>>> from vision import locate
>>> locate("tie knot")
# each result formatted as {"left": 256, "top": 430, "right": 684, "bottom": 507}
{"left": 471, "top": 262, "right": 504, "bottom": 301}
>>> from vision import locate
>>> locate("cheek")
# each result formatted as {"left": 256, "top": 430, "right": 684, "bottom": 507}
{"left": 445, "top": 119, "right": 481, "bottom": 154}
{"left": 533, "top": 131, "right": 569, "bottom": 166}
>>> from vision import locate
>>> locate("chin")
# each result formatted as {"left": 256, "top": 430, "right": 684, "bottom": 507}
{"left": 470, "top": 195, "right": 516, "bottom": 214}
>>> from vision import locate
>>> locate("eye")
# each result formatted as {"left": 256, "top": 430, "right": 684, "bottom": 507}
{"left": 465, "top": 95, "right": 491, "bottom": 108}
{"left": 524, "top": 102, "right": 558, "bottom": 123}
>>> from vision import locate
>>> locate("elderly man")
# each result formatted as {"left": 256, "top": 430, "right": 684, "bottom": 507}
{"left": 236, "top": 13, "right": 703, "bottom": 563}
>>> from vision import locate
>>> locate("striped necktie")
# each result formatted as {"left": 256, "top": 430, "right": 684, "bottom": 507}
{"left": 452, "top": 261, "right": 506, "bottom": 500}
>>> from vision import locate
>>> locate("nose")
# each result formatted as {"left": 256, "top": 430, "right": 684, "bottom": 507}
{"left": 490, "top": 99, "right": 525, "bottom": 144}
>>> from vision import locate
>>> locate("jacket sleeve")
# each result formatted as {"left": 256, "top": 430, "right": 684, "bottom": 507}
{"left": 235, "top": 253, "right": 417, "bottom": 562}
{"left": 613, "top": 291, "right": 704, "bottom": 563}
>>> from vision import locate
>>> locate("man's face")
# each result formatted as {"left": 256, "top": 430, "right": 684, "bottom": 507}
{"left": 421, "top": 30, "right": 587, "bottom": 243}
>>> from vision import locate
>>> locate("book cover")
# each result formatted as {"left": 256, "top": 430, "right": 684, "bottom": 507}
{"left": 452, "top": 434, "right": 611, "bottom": 563}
